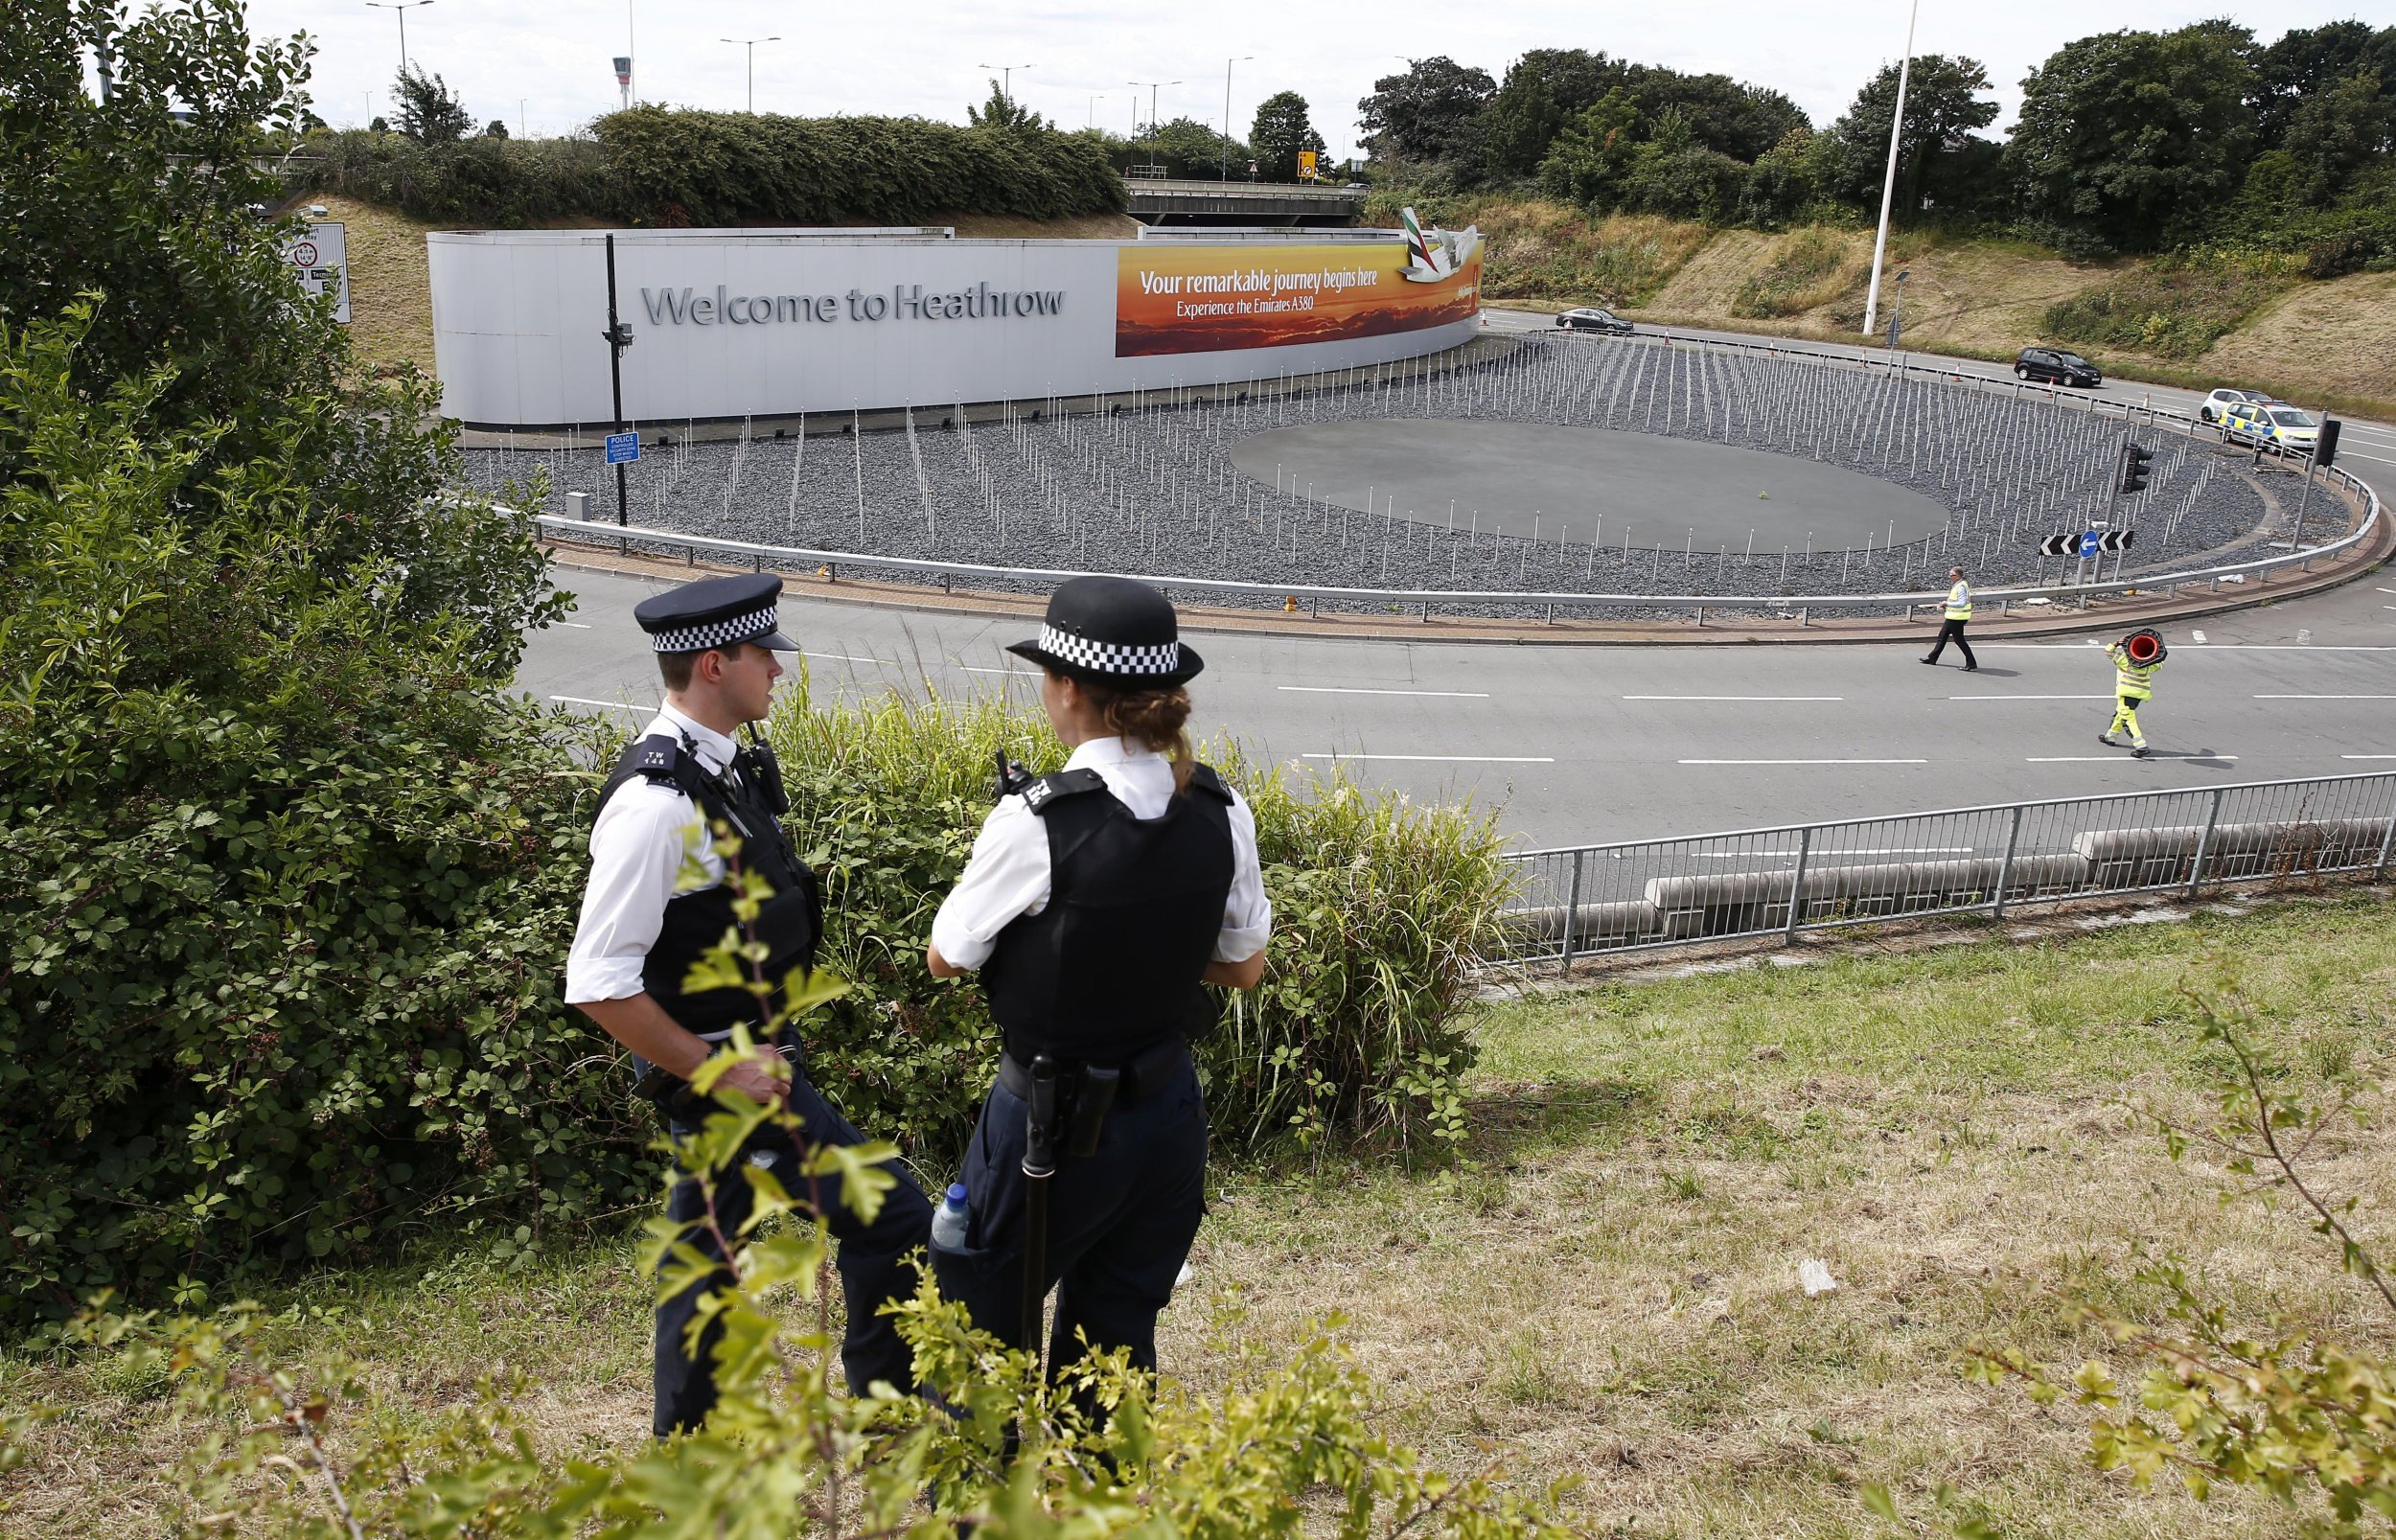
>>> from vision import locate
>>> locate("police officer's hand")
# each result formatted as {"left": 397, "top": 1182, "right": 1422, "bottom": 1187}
{"left": 716, "top": 1047, "right": 791, "bottom": 1106}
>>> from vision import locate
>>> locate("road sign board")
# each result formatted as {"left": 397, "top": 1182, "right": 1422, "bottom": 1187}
{"left": 604, "top": 431, "right": 640, "bottom": 465}
{"left": 283, "top": 221, "right": 349, "bottom": 324}
{"left": 2077, "top": 530, "right": 2103, "bottom": 559}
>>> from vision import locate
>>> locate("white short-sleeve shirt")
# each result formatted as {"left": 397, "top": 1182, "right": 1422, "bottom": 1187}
{"left": 564, "top": 702, "right": 738, "bottom": 1009}
{"left": 930, "top": 736, "right": 1271, "bottom": 972}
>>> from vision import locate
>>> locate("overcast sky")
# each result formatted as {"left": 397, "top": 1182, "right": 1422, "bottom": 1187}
{"left": 259, "top": 0, "right": 2393, "bottom": 153}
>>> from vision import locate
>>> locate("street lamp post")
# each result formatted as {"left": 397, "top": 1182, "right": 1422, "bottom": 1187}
{"left": 1127, "top": 79, "right": 1180, "bottom": 168}
{"left": 1087, "top": 93, "right": 1106, "bottom": 130}
{"left": 720, "top": 36, "right": 779, "bottom": 112}
{"left": 1221, "top": 57, "right": 1254, "bottom": 182}
{"left": 364, "top": 0, "right": 434, "bottom": 77}
{"left": 978, "top": 62, "right": 1034, "bottom": 112}
{"left": 1861, "top": 0, "right": 1920, "bottom": 339}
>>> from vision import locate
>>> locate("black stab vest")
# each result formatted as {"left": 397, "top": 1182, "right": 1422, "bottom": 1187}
{"left": 981, "top": 763, "right": 1236, "bottom": 1065}
{"left": 592, "top": 731, "right": 820, "bottom": 1035}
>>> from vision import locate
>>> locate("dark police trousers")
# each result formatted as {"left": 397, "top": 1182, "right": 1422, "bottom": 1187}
{"left": 931, "top": 1050, "right": 1208, "bottom": 1377}
{"left": 1924, "top": 618, "right": 1977, "bottom": 668}
{"left": 656, "top": 1052, "right": 933, "bottom": 1436}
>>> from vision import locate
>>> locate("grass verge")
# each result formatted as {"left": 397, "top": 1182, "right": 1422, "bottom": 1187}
{"left": 9, "top": 892, "right": 2396, "bottom": 1536}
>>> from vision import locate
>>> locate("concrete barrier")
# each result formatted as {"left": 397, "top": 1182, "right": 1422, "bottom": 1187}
{"left": 2075, "top": 818, "right": 2393, "bottom": 888}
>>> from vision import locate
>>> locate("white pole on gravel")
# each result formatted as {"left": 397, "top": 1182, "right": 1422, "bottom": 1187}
{"left": 1862, "top": 0, "right": 1919, "bottom": 339}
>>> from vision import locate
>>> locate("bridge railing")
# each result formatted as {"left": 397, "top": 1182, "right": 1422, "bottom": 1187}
{"left": 1500, "top": 770, "right": 2396, "bottom": 968}
{"left": 529, "top": 332, "right": 2382, "bottom": 623}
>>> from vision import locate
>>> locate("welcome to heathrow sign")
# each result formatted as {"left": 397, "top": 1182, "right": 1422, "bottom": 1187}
{"left": 426, "top": 228, "right": 1476, "bottom": 428}
{"left": 640, "top": 281, "right": 1068, "bottom": 327}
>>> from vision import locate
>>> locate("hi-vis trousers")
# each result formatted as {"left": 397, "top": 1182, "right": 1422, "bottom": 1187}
{"left": 2107, "top": 695, "right": 2150, "bottom": 747}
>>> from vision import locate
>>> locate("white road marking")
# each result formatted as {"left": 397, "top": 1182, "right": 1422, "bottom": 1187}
{"left": 557, "top": 621, "right": 592, "bottom": 629}
{"left": 2343, "top": 448, "right": 2396, "bottom": 467}
{"left": 1302, "top": 752, "right": 1555, "bottom": 763}
{"left": 1947, "top": 694, "right": 2112, "bottom": 701}
{"left": 804, "top": 650, "right": 894, "bottom": 665}
{"left": 2343, "top": 754, "right": 2396, "bottom": 761}
{"left": 1677, "top": 757, "right": 1928, "bottom": 765}
{"left": 2254, "top": 694, "right": 2396, "bottom": 700}
{"left": 1624, "top": 695, "right": 1844, "bottom": 701}
{"left": 2026, "top": 755, "right": 2238, "bottom": 762}
{"left": 1279, "top": 685, "right": 1491, "bottom": 698}
{"left": 957, "top": 664, "right": 1035, "bottom": 676}
{"left": 550, "top": 695, "right": 651, "bottom": 711}
{"left": 2190, "top": 630, "right": 2207, "bottom": 643}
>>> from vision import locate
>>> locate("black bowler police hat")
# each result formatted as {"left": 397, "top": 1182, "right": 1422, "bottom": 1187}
{"left": 633, "top": 572, "right": 798, "bottom": 654}
{"left": 1005, "top": 575, "right": 1204, "bottom": 688}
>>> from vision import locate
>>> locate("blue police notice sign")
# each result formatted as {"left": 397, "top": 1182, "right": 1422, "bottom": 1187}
{"left": 605, "top": 431, "right": 640, "bottom": 465}
{"left": 2078, "top": 530, "right": 2103, "bottom": 559}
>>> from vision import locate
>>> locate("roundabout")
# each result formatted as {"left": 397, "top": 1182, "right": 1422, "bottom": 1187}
{"left": 1225, "top": 418, "right": 1952, "bottom": 549}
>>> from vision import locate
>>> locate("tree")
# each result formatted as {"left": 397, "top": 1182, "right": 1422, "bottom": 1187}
{"left": 1618, "top": 108, "right": 1748, "bottom": 222}
{"left": 2282, "top": 67, "right": 2394, "bottom": 206}
{"left": 1137, "top": 115, "right": 1244, "bottom": 178}
{"left": 1537, "top": 89, "right": 1642, "bottom": 207}
{"left": 2010, "top": 24, "right": 2258, "bottom": 252}
{"left": 1737, "top": 126, "right": 1825, "bottom": 228}
{"left": 2, "top": 0, "right": 573, "bottom": 1321}
{"left": 1624, "top": 70, "right": 1809, "bottom": 163}
{"left": 1356, "top": 56, "right": 1493, "bottom": 167}
{"left": 1480, "top": 50, "right": 1639, "bottom": 180}
{"left": 1250, "top": 90, "right": 1325, "bottom": 182}
{"left": 966, "top": 77, "right": 1046, "bottom": 131}
{"left": 1824, "top": 54, "right": 2000, "bottom": 217}
{"left": 2250, "top": 21, "right": 2396, "bottom": 149}
{"left": 484, "top": 116, "right": 508, "bottom": 139}
{"left": 392, "top": 62, "right": 471, "bottom": 144}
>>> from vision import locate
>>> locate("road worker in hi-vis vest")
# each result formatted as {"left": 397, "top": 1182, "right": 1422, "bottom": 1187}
{"left": 1920, "top": 565, "right": 1978, "bottom": 671}
{"left": 2101, "top": 629, "right": 2168, "bottom": 758}
{"left": 924, "top": 576, "right": 1271, "bottom": 1401}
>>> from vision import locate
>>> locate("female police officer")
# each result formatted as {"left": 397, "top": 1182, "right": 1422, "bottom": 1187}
{"left": 924, "top": 575, "right": 1270, "bottom": 1379}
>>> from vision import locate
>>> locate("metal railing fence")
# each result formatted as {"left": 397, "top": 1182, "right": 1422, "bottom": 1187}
{"left": 1502, "top": 770, "right": 2396, "bottom": 967}
{"left": 528, "top": 329, "right": 2384, "bottom": 624}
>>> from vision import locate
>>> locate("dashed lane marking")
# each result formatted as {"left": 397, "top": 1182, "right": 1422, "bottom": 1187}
{"left": 1302, "top": 751, "right": 1555, "bottom": 763}
{"left": 1624, "top": 695, "right": 1844, "bottom": 701}
{"left": 1676, "top": 757, "right": 1928, "bottom": 766}
{"left": 1279, "top": 685, "right": 1491, "bottom": 698}
{"left": 550, "top": 695, "right": 651, "bottom": 711}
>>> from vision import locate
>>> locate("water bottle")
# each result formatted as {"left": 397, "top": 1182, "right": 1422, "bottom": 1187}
{"left": 930, "top": 1183, "right": 970, "bottom": 1253}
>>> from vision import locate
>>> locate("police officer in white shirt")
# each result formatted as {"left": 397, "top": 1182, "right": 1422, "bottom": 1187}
{"left": 924, "top": 576, "right": 1270, "bottom": 1387}
{"left": 565, "top": 573, "right": 932, "bottom": 1436}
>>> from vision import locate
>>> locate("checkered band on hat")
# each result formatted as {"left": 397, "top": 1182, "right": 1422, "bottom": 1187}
{"left": 1038, "top": 624, "right": 1180, "bottom": 677}
{"left": 651, "top": 603, "right": 777, "bottom": 653}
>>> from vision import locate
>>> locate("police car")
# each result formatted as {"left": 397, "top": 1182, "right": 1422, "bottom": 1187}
{"left": 2219, "top": 400, "right": 2321, "bottom": 456}
{"left": 1555, "top": 306, "right": 1634, "bottom": 334}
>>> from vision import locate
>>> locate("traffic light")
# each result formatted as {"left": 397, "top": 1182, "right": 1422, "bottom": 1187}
{"left": 2116, "top": 442, "right": 2153, "bottom": 496}
{"left": 2317, "top": 418, "right": 2341, "bottom": 470}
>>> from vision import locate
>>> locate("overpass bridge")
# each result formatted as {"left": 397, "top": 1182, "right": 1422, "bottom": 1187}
{"left": 1121, "top": 175, "right": 1365, "bottom": 228}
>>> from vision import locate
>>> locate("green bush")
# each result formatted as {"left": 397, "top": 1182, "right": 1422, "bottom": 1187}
{"left": 772, "top": 672, "right": 1516, "bottom": 1166}
{"left": 305, "top": 108, "right": 1125, "bottom": 228}
{"left": 1731, "top": 226, "right": 1851, "bottom": 318}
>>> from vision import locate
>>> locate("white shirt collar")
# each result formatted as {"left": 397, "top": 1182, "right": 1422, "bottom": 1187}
{"left": 657, "top": 701, "right": 739, "bottom": 773}
{"left": 1064, "top": 735, "right": 1163, "bottom": 770}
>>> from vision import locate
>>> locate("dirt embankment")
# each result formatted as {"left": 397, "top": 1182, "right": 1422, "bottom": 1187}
{"left": 1459, "top": 195, "right": 2396, "bottom": 416}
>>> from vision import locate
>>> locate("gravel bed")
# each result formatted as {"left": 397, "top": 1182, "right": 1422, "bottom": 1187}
{"left": 462, "top": 334, "right": 2279, "bottom": 619}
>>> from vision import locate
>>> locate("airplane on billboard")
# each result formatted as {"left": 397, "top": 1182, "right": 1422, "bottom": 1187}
{"left": 1398, "top": 205, "right": 1482, "bottom": 285}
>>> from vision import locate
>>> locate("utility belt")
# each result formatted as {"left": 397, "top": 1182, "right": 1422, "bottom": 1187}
{"left": 997, "top": 1035, "right": 1188, "bottom": 1160}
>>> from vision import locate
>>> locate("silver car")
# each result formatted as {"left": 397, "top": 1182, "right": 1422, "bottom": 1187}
{"left": 2199, "top": 387, "right": 2271, "bottom": 425}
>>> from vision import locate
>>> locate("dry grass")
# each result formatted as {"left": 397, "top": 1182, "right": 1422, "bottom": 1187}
{"left": 2201, "top": 269, "right": 2396, "bottom": 403}
{"left": 313, "top": 193, "right": 440, "bottom": 379}
{"left": 9, "top": 895, "right": 2396, "bottom": 1536}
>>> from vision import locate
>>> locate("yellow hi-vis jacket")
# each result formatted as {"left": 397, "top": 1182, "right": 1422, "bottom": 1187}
{"left": 1944, "top": 581, "right": 1972, "bottom": 622}
{"left": 2108, "top": 643, "right": 2161, "bottom": 700}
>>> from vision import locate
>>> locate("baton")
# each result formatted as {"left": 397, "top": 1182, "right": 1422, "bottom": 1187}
{"left": 1020, "top": 1055, "right": 1058, "bottom": 1366}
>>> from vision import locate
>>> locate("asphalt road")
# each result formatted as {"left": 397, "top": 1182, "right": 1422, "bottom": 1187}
{"left": 519, "top": 560, "right": 2396, "bottom": 849}
{"left": 521, "top": 313, "right": 2395, "bottom": 851}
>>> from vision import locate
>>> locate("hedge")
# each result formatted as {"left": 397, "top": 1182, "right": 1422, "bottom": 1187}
{"left": 304, "top": 109, "right": 1125, "bottom": 228}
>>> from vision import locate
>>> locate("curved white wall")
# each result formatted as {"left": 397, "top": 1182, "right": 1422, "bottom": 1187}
{"left": 426, "top": 229, "right": 1481, "bottom": 427}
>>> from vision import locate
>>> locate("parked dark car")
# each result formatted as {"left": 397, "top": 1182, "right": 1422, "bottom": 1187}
{"left": 2015, "top": 346, "right": 2101, "bottom": 387}
{"left": 1556, "top": 306, "right": 1634, "bottom": 334}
